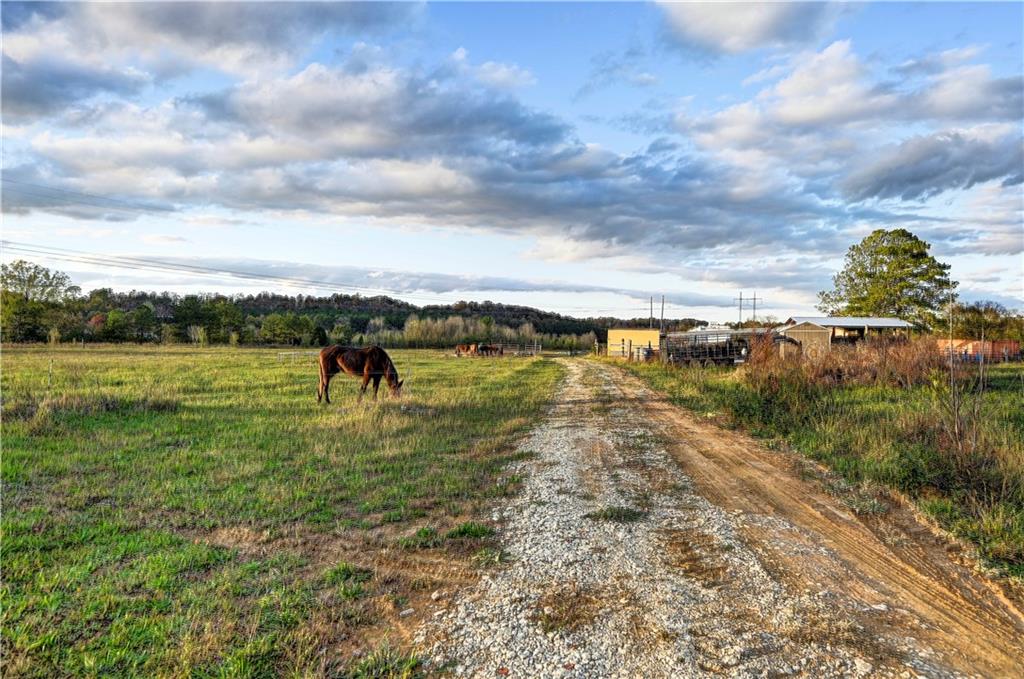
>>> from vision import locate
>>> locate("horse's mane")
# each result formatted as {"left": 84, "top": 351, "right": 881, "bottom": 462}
{"left": 383, "top": 352, "right": 398, "bottom": 382}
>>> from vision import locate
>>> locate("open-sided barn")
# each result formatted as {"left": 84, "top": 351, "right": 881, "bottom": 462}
{"left": 777, "top": 317, "right": 912, "bottom": 357}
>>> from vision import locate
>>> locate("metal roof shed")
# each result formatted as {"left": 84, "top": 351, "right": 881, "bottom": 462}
{"left": 784, "top": 317, "right": 912, "bottom": 329}
{"left": 782, "top": 316, "right": 911, "bottom": 347}
{"left": 778, "top": 321, "right": 831, "bottom": 358}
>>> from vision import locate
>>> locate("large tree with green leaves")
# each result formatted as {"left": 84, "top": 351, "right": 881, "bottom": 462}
{"left": 1, "top": 261, "right": 81, "bottom": 342}
{"left": 1, "top": 260, "right": 81, "bottom": 302}
{"left": 817, "top": 228, "right": 956, "bottom": 328}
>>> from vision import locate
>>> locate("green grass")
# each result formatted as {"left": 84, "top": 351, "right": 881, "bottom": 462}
{"left": 343, "top": 644, "right": 423, "bottom": 679}
{"left": 583, "top": 506, "right": 647, "bottom": 523}
{"left": 1, "top": 345, "right": 562, "bottom": 677}
{"left": 612, "top": 358, "right": 1024, "bottom": 577}
{"left": 444, "top": 521, "right": 495, "bottom": 540}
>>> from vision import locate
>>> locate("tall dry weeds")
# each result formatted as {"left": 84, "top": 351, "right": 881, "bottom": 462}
{"left": 745, "top": 335, "right": 941, "bottom": 391}
{"left": 745, "top": 334, "right": 1020, "bottom": 525}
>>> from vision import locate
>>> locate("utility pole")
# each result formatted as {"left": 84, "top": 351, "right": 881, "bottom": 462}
{"left": 659, "top": 295, "right": 665, "bottom": 333}
{"left": 749, "top": 290, "right": 765, "bottom": 325}
{"left": 650, "top": 296, "right": 653, "bottom": 329}
{"left": 734, "top": 291, "right": 764, "bottom": 326}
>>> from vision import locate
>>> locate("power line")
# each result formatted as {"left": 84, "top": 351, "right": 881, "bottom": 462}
{"left": 1, "top": 178, "right": 173, "bottom": 214}
{"left": 1, "top": 241, "right": 466, "bottom": 304}
{"left": 1, "top": 241, "right": 712, "bottom": 316}
{"left": 1, "top": 177, "right": 733, "bottom": 316}
{"left": 1, "top": 241, "right": 680, "bottom": 315}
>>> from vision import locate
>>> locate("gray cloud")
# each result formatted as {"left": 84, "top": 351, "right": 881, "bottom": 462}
{"left": 1, "top": 2, "right": 421, "bottom": 123}
{"left": 0, "top": 2, "right": 66, "bottom": 31}
{"left": 13, "top": 47, "right": 870, "bottom": 263}
{"left": 95, "top": 2, "right": 420, "bottom": 50}
{"left": 671, "top": 40, "right": 1024, "bottom": 258}
{"left": 6, "top": 9, "right": 1021, "bottom": 274}
{"left": 182, "top": 61, "right": 569, "bottom": 158}
{"left": 1, "top": 54, "right": 148, "bottom": 120}
{"left": 841, "top": 129, "right": 1024, "bottom": 202}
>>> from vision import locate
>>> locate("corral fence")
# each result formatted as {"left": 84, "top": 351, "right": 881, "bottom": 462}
{"left": 453, "top": 341, "right": 543, "bottom": 357}
{"left": 936, "top": 339, "right": 1021, "bottom": 364}
{"left": 599, "top": 329, "right": 795, "bottom": 367}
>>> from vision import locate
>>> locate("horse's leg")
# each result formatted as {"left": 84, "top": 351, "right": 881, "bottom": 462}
{"left": 358, "top": 373, "right": 370, "bottom": 403}
{"left": 323, "top": 373, "right": 333, "bottom": 404}
{"left": 372, "top": 375, "right": 382, "bottom": 400}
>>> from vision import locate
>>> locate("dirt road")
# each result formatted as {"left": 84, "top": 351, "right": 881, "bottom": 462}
{"left": 417, "top": 359, "right": 1024, "bottom": 677}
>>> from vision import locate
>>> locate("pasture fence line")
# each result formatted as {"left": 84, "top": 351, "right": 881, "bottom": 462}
{"left": 451, "top": 341, "right": 543, "bottom": 357}
{"left": 277, "top": 350, "right": 321, "bottom": 364}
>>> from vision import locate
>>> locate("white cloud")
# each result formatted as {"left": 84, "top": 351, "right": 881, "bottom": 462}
{"left": 450, "top": 48, "right": 536, "bottom": 89}
{"left": 660, "top": 2, "right": 839, "bottom": 54}
{"left": 770, "top": 41, "right": 896, "bottom": 126}
{"left": 475, "top": 61, "right": 537, "bottom": 89}
{"left": 680, "top": 40, "right": 1022, "bottom": 209}
{"left": 141, "top": 234, "right": 189, "bottom": 245}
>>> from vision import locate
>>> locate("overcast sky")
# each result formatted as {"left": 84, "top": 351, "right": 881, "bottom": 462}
{"left": 2, "top": 1, "right": 1022, "bottom": 321}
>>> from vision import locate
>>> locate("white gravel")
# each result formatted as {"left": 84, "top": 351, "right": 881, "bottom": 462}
{"left": 415, "top": 360, "right": 963, "bottom": 678}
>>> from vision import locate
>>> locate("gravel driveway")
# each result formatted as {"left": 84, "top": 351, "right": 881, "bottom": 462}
{"left": 416, "top": 360, "right": 1024, "bottom": 678}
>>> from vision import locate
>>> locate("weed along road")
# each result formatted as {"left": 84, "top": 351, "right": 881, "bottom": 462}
{"left": 416, "top": 359, "right": 1024, "bottom": 678}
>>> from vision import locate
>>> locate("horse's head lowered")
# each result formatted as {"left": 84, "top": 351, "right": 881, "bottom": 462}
{"left": 390, "top": 378, "right": 404, "bottom": 398}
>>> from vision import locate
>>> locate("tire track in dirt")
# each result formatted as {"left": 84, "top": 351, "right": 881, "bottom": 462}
{"left": 604, "top": 360, "right": 1024, "bottom": 677}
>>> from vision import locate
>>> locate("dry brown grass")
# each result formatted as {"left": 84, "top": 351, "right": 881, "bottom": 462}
{"left": 660, "top": 528, "right": 728, "bottom": 588}
{"left": 531, "top": 582, "right": 603, "bottom": 633}
{"left": 2, "top": 392, "right": 179, "bottom": 421}
{"left": 774, "top": 598, "right": 899, "bottom": 663}
{"left": 746, "top": 334, "right": 942, "bottom": 390}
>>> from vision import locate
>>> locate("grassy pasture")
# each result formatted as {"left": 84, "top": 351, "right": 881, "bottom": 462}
{"left": 1, "top": 345, "right": 562, "bottom": 677}
{"left": 612, "top": 357, "right": 1024, "bottom": 577}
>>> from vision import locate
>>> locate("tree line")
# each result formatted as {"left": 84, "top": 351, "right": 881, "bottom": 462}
{"left": 4, "top": 228, "right": 1021, "bottom": 347}
{"left": 0, "top": 261, "right": 621, "bottom": 348}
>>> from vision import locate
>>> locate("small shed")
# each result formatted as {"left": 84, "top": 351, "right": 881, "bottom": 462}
{"left": 607, "top": 328, "right": 661, "bottom": 360}
{"left": 778, "top": 321, "right": 831, "bottom": 359}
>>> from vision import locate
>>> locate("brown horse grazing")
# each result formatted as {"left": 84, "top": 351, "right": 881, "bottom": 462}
{"left": 455, "top": 343, "right": 477, "bottom": 357}
{"left": 477, "top": 344, "right": 502, "bottom": 356}
{"left": 317, "top": 345, "right": 403, "bottom": 404}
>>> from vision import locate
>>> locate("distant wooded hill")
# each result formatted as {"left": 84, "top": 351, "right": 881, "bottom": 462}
{"left": 0, "top": 261, "right": 710, "bottom": 346}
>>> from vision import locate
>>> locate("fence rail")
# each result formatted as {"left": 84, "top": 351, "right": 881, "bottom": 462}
{"left": 452, "top": 341, "right": 543, "bottom": 356}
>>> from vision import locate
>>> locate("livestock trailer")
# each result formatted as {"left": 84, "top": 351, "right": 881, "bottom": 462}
{"left": 662, "top": 328, "right": 776, "bottom": 366}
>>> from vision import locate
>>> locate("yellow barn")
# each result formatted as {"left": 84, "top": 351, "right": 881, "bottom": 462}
{"left": 606, "top": 328, "right": 661, "bottom": 360}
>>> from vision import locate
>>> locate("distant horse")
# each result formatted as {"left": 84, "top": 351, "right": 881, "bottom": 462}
{"left": 317, "top": 345, "right": 403, "bottom": 403}
{"left": 478, "top": 344, "right": 502, "bottom": 356}
{"left": 455, "top": 343, "right": 477, "bottom": 357}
